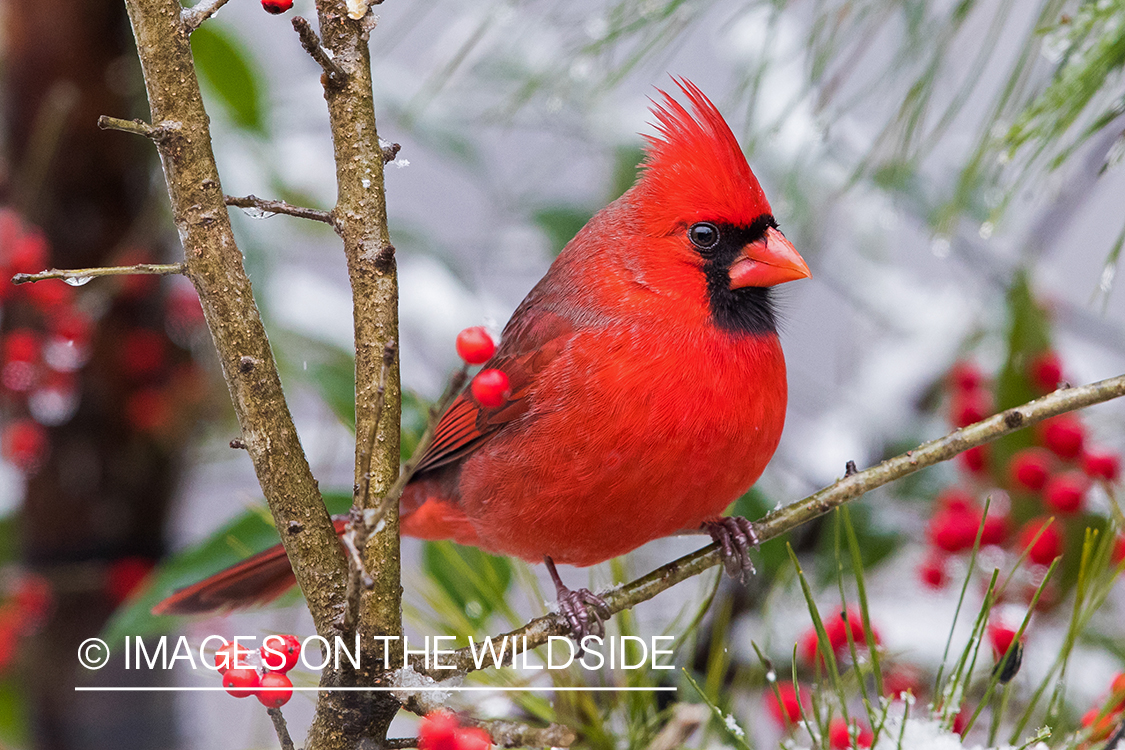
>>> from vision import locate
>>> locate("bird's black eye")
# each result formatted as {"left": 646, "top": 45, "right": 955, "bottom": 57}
{"left": 688, "top": 222, "right": 719, "bottom": 251}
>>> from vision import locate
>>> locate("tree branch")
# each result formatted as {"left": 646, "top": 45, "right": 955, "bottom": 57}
{"left": 267, "top": 708, "right": 296, "bottom": 750}
{"left": 180, "top": 0, "right": 233, "bottom": 32}
{"left": 11, "top": 262, "right": 184, "bottom": 285}
{"left": 97, "top": 114, "right": 178, "bottom": 141}
{"left": 292, "top": 16, "right": 347, "bottom": 87}
{"left": 121, "top": 0, "right": 347, "bottom": 641}
{"left": 413, "top": 372, "right": 1125, "bottom": 678}
{"left": 225, "top": 194, "right": 336, "bottom": 227}
{"left": 300, "top": 3, "right": 402, "bottom": 747}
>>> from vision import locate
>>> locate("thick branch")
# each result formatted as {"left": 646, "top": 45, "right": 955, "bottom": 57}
{"left": 302, "top": 3, "right": 401, "bottom": 747}
{"left": 416, "top": 373, "right": 1125, "bottom": 678}
{"left": 225, "top": 194, "right": 336, "bottom": 226}
{"left": 121, "top": 0, "right": 346, "bottom": 638}
{"left": 12, "top": 262, "right": 183, "bottom": 285}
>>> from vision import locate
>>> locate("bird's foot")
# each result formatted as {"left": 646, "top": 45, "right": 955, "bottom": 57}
{"left": 703, "top": 516, "right": 759, "bottom": 581}
{"left": 545, "top": 556, "right": 610, "bottom": 641}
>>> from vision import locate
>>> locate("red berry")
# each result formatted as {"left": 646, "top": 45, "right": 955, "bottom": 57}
{"left": 1017, "top": 518, "right": 1062, "bottom": 566}
{"left": 980, "top": 514, "right": 1009, "bottom": 546}
{"left": 800, "top": 608, "right": 876, "bottom": 664}
{"left": 1082, "top": 450, "right": 1121, "bottom": 482}
{"left": 1114, "top": 536, "right": 1125, "bottom": 565}
{"left": 882, "top": 665, "right": 923, "bottom": 699}
{"left": 950, "top": 390, "right": 990, "bottom": 428}
{"left": 9, "top": 230, "right": 48, "bottom": 273}
{"left": 765, "top": 683, "right": 808, "bottom": 728}
{"left": 928, "top": 507, "right": 980, "bottom": 553}
{"left": 223, "top": 667, "right": 261, "bottom": 698}
{"left": 455, "top": 327, "right": 496, "bottom": 365}
{"left": 948, "top": 361, "right": 984, "bottom": 392}
{"left": 3, "top": 330, "right": 40, "bottom": 364}
{"left": 215, "top": 640, "right": 254, "bottom": 673}
{"left": 1029, "top": 351, "right": 1062, "bottom": 393}
{"left": 988, "top": 622, "right": 1018, "bottom": 658}
{"left": 1039, "top": 415, "right": 1085, "bottom": 460}
{"left": 952, "top": 708, "right": 967, "bottom": 736}
{"left": 1, "top": 419, "right": 48, "bottom": 473}
{"left": 1042, "top": 471, "right": 1088, "bottom": 514}
{"left": 256, "top": 671, "right": 293, "bottom": 708}
{"left": 1081, "top": 708, "right": 1121, "bottom": 741}
{"left": 261, "top": 634, "right": 302, "bottom": 673}
{"left": 919, "top": 553, "right": 948, "bottom": 589}
{"left": 828, "top": 719, "right": 872, "bottom": 749}
{"left": 419, "top": 712, "right": 461, "bottom": 749}
{"left": 105, "top": 557, "right": 154, "bottom": 605}
{"left": 261, "top": 0, "right": 294, "bottom": 13}
{"left": 471, "top": 369, "right": 510, "bottom": 408}
{"left": 1008, "top": 447, "right": 1052, "bottom": 492}
{"left": 1111, "top": 673, "right": 1125, "bottom": 707}
{"left": 958, "top": 444, "right": 988, "bottom": 475}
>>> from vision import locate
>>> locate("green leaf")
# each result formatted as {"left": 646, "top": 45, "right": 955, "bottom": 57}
{"left": 190, "top": 24, "right": 266, "bottom": 135}
{"left": 0, "top": 677, "right": 28, "bottom": 747}
{"left": 421, "top": 540, "right": 513, "bottom": 631}
{"left": 103, "top": 492, "right": 353, "bottom": 644}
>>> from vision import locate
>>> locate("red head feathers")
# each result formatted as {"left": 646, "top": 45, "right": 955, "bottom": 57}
{"left": 634, "top": 78, "right": 772, "bottom": 234}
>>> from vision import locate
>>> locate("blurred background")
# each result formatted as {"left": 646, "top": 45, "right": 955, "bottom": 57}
{"left": 1, "top": 0, "right": 1124, "bottom": 747}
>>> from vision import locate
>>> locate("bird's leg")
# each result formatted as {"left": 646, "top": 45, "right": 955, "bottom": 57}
{"left": 545, "top": 556, "right": 610, "bottom": 641}
{"left": 702, "top": 516, "right": 759, "bottom": 581}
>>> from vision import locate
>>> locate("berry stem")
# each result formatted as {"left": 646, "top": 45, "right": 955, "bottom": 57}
{"left": 267, "top": 707, "right": 296, "bottom": 750}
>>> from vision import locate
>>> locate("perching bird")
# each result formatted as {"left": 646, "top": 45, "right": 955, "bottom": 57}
{"left": 154, "top": 79, "right": 811, "bottom": 636}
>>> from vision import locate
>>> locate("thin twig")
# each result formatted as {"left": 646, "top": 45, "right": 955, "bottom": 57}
{"left": 97, "top": 115, "right": 177, "bottom": 141}
{"left": 292, "top": 16, "right": 347, "bottom": 86}
{"left": 267, "top": 707, "right": 296, "bottom": 750}
{"left": 340, "top": 341, "right": 396, "bottom": 633}
{"left": 362, "top": 364, "right": 468, "bottom": 534}
{"left": 384, "top": 740, "right": 417, "bottom": 750}
{"left": 225, "top": 194, "right": 336, "bottom": 227}
{"left": 476, "top": 719, "right": 577, "bottom": 748}
{"left": 412, "top": 372, "right": 1125, "bottom": 678}
{"left": 12, "top": 262, "right": 185, "bottom": 285}
{"left": 180, "top": 0, "right": 234, "bottom": 31}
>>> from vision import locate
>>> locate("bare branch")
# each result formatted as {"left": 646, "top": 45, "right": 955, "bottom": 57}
{"left": 225, "top": 194, "right": 336, "bottom": 227}
{"left": 267, "top": 708, "right": 296, "bottom": 750}
{"left": 477, "top": 719, "right": 577, "bottom": 748}
{"left": 97, "top": 115, "right": 176, "bottom": 141}
{"left": 383, "top": 740, "right": 417, "bottom": 750}
{"left": 414, "top": 372, "right": 1125, "bottom": 678}
{"left": 12, "top": 262, "right": 184, "bottom": 285}
{"left": 292, "top": 16, "right": 347, "bottom": 87}
{"left": 180, "top": 0, "right": 234, "bottom": 32}
{"left": 381, "top": 142, "right": 401, "bottom": 163}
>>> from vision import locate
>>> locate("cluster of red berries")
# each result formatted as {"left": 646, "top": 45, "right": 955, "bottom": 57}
{"left": 1079, "top": 673, "right": 1125, "bottom": 742}
{"left": 1, "top": 206, "right": 210, "bottom": 475}
{"left": 418, "top": 711, "right": 492, "bottom": 750}
{"left": 215, "top": 634, "right": 300, "bottom": 708}
{"left": 919, "top": 352, "right": 1122, "bottom": 591}
{"left": 455, "top": 327, "right": 510, "bottom": 408}
{"left": 0, "top": 573, "right": 53, "bottom": 674}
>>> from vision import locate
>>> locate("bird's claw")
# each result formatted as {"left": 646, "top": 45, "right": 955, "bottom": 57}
{"left": 544, "top": 555, "right": 611, "bottom": 642}
{"left": 703, "top": 516, "right": 759, "bottom": 581}
{"left": 555, "top": 586, "right": 611, "bottom": 641}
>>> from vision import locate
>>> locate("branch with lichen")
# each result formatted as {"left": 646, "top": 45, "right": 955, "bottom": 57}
{"left": 225, "top": 194, "right": 336, "bottom": 227}
{"left": 412, "top": 372, "right": 1125, "bottom": 678}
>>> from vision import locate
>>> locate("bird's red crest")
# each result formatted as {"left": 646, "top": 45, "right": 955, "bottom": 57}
{"left": 635, "top": 79, "right": 771, "bottom": 234}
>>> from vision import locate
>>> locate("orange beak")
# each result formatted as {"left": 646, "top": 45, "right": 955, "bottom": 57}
{"left": 728, "top": 227, "right": 811, "bottom": 289}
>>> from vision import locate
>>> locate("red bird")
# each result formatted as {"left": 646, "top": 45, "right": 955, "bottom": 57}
{"left": 154, "top": 80, "right": 811, "bottom": 634}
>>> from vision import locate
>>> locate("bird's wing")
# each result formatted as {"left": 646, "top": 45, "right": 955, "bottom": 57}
{"left": 413, "top": 308, "right": 574, "bottom": 476}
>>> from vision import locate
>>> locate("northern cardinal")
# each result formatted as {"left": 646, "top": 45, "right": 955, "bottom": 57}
{"left": 154, "top": 79, "right": 810, "bottom": 634}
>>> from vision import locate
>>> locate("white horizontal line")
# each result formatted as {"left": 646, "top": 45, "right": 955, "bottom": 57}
{"left": 75, "top": 686, "right": 677, "bottom": 692}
